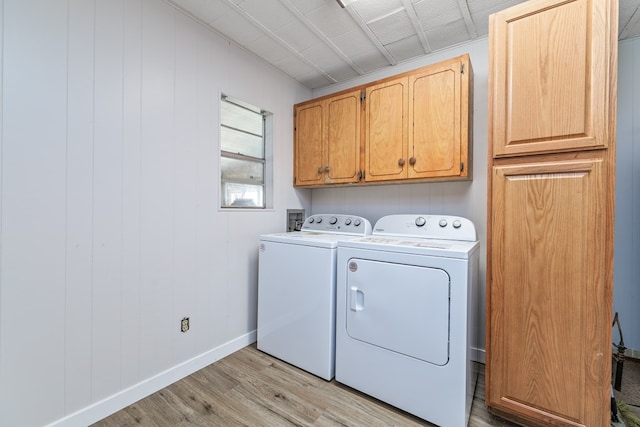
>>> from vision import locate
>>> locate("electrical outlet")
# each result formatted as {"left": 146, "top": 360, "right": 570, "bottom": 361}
{"left": 181, "top": 317, "right": 189, "bottom": 333}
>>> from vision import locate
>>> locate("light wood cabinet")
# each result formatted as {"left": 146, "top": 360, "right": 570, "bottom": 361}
{"left": 293, "top": 55, "right": 472, "bottom": 187}
{"left": 294, "top": 90, "right": 361, "bottom": 186}
{"left": 364, "top": 78, "right": 408, "bottom": 182}
{"left": 490, "top": 0, "right": 615, "bottom": 157}
{"left": 486, "top": 0, "right": 618, "bottom": 426}
{"left": 409, "top": 59, "right": 471, "bottom": 179}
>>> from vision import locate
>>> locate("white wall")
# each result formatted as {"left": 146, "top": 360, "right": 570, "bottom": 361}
{"left": 614, "top": 37, "right": 640, "bottom": 356}
{"left": 0, "top": 1, "right": 311, "bottom": 426}
{"left": 311, "top": 40, "right": 490, "bottom": 360}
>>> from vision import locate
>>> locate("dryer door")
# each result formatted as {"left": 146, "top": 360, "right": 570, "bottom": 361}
{"left": 345, "top": 259, "right": 450, "bottom": 365}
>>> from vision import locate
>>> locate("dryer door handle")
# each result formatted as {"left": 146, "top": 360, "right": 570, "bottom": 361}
{"left": 350, "top": 286, "right": 364, "bottom": 312}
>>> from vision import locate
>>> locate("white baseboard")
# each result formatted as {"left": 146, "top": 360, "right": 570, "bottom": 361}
{"left": 47, "top": 330, "right": 257, "bottom": 427}
{"left": 471, "top": 347, "right": 486, "bottom": 364}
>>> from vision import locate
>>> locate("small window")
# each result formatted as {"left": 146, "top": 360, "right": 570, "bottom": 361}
{"left": 220, "top": 94, "right": 272, "bottom": 209}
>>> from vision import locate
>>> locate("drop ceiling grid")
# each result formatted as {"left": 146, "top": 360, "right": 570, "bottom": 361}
{"left": 166, "top": 0, "right": 640, "bottom": 90}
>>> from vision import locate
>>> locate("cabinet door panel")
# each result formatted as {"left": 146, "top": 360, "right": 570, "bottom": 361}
{"left": 294, "top": 103, "right": 324, "bottom": 186}
{"left": 409, "top": 64, "right": 460, "bottom": 178}
{"left": 327, "top": 92, "right": 361, "bottom": 183}
{"left": 365, "top": 79, "right": 408, "bottom": 182}
{"left": 490, "top": 0, "right": 614, "bottom": 157}
{"left": 489, "top": 158, "right": 608, "bottom": 426}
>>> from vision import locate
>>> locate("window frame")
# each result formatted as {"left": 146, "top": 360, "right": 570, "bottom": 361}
{"left": 219, "top": 93, "right": 272, "bottom": 210}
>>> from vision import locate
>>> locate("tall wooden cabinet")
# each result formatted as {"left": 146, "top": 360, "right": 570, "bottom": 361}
{"left": 486, "top": 0, "right": 618, "bottom": 426}
{"left": 294, "top": 55, "right": 472, "bottom": 187}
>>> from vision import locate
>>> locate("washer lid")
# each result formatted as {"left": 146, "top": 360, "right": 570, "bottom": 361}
{"left": 260, "top": 231, "right": 367, "bottom": 248}
{"left": 338, "top": 235, "right": 479, "bottom": 258}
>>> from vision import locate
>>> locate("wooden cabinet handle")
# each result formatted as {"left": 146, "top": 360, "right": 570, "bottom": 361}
{"left": 398, "top": 158, "right": 405, "bottom": 167}
{"left": 317, "top": 167, "right": 323, "bottom": 174}
{"left": 324, "top": 166, "right": 330, "bottom": 173}
{"left": 409, "top": 157, "right": 416, "bottom": 165}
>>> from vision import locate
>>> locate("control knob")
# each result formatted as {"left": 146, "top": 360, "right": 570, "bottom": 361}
{"left": 354, "top": 219, "right": 362, "bottom": 227}
{"left": 345, "top": 218, "right": 352, "bottom": 226}
{"left": 439, "top": 219, "right": 448, "bottom": 227}
{"left": 329, "top": 216, "right": 338, "bottom": 225}
{"left": 415, "top": 217, "right": 426, "bottom": 227}
{"left": 316, "top": 217, "right": 323, "bottom": 223}
{"left": 308, "top": 217, "right": 314, "bottom": 224}
{"left": 452, "top": 220, "right": 462, "bottom": 229}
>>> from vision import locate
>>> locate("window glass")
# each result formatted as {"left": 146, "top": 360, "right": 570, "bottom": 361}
{"left": 220, "top": 94, "right": 271, "bottom": 209}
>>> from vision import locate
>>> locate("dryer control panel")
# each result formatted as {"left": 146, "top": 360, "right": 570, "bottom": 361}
{"left": 372, "top": 214, "right": 476, "bottom": 241}
{"left": 301, "top": 214, "right": 372, "bottom": 236}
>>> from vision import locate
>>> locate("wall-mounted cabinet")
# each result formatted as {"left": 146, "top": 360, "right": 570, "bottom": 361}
{"left": 294, "top": 54, "right": 472, "bottom": 187}
{"left": 294, "top": 90, "right": 361, "bottom": 186}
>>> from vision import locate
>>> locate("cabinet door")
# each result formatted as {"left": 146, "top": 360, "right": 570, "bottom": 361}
{"left": 409, "top": 59, "right": 463, "bottom": 179}
{"left": 489, "top": 0, "right": 616, "bottom": 157}
{"left": 365, "top": 78, "right": 408, "bottom": 182}
{"left": 294, "top": 102, "right": 324, "bottom": 186}
{"left": 326, "top": 91, "right": 361, "bottom": 184}
{"left": 488, "top": 158, "right": 610, "bottom": 426}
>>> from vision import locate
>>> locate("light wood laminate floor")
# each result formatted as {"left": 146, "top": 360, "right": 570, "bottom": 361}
{"left": 93, "top": 344, "right": 518, "bottom": 426}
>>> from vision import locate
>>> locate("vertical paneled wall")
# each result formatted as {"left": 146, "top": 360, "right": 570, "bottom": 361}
{"left": 614, "top": 37, "right": 640, "bottom": 356}
{"left": 0, "top": 1, "right": 311, "bottom": 426}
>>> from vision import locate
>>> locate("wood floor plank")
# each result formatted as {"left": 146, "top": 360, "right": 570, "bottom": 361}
{"left": 93, "top": 344, "right": 519, "bottom": 427}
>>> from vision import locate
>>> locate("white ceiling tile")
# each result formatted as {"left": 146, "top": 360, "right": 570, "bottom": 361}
{"left": 367, "top": 9, "right": 415, "bottom": 45}
{"left": 467, "top": 0, "right": 524, "bottom": 15}
{"left": 331, "top": 28, "right": 377, "bottom": 58}
{"left": 169, "top": 0, "right": 233, "bottom": 23}
{"left": 413, "top": 0, "right": 463, "bottom": 28}
{"left": 289, "top": 0, "right": 327, "bottom": 15}
{"left": 275, "top": 20, "right": 319, "bottom": 52}
{"left": 424, "top": 19, "right": 472, "bottom": 51}
{"left": 300, "top": 43, "right": 345, "bottom": 66}
{"left": 298, "top": 72, "right": 335, "bottom": 89}
{"left": 470, "top": 9, "right": 491, "bottom": 36}
{"left": 619, "top": 1, "right": 640, "bottom": 37}
{"left": 353, "top": 0, "right": 404, "bottom": 23}
{"left": 306, "top": 4, "right": 357, "bottom": 38}
{"left": 384, "top": 34, "right": 424, "bottom": 63}
{"left": 245, "top": 36, "right": 291, "bottom": 63}
{"left": 324, "top": 63, "right": 361, "bottom": 81}
{"left": 238, "top": 0, "right": 298, "bottom": 31}
{"left": 351, "top": 49, "right": 393, "bottom": 73}
{"left": 272, "top": 55, "right": 319, "bottom": 79}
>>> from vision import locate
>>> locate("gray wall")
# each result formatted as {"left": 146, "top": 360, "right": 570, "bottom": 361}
{"left": 614, "top": 37, "right": 640, "bottom": 356}
{"left": 0, "top": 1, "right": 310, "bottom": 426}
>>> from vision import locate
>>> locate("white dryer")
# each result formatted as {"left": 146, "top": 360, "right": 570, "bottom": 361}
{"left": 257, "top": 214, "right": 372, "bottom": 380}
{"left": 336, "top": 214, "right": 479, "bottom": 427}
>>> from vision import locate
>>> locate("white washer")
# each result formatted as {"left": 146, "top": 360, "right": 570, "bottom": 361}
{"left": 336, "top": 214, "right": 479, "bottom": 427}
{"left": 257, "top": 214, "right": 372, "bottom": 380}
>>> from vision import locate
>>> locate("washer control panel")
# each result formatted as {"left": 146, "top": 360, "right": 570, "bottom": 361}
{"left": 373, "top": 214, "right": 476, "bottom": 241}
{"left": 301, "top": 214, "right": 372, "bottom": 236}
